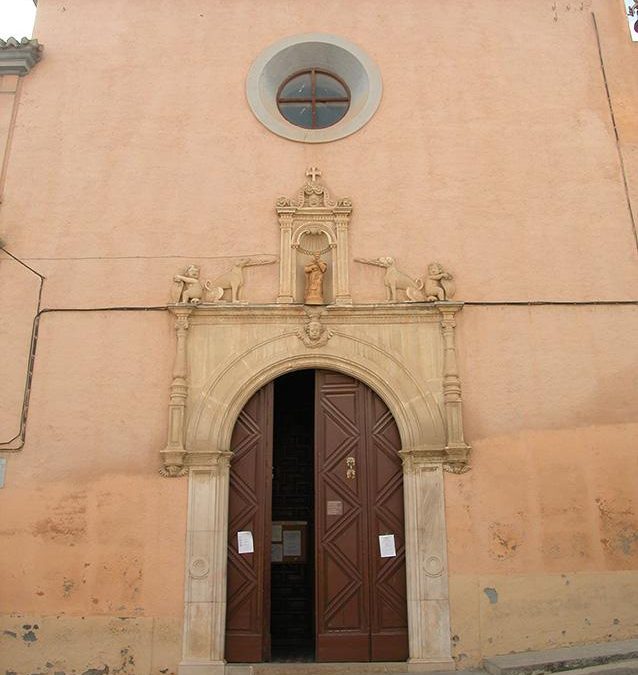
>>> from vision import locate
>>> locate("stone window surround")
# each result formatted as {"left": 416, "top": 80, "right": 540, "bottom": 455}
{"left": 163, "top": 303, "right": 471, "bottom": 674}
{"left": 246, "top": 33, "right": 383, "bottom": 143}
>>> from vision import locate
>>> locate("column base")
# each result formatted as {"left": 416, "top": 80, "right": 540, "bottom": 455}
{"left": 407, "top": 657, "right": 456, "bottom": 671}
{"left": 178, "top": 660, "right": 226, "bottom": 675}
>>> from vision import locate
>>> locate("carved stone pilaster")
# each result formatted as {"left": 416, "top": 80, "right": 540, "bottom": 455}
{"left": 334, "top": 211, "right": 352, "bottom": 305}
{"left": 400, "top": 446, "right": 454, "bottom": 668}
{"left": 437, "top": 304, "right": 471, "bottom": 469}
{"left": 160, "top": 306, "right": 193, "bottom": 477}
{"left": 276, "top": 210, "right": 295, "bottom": 303}
{"left": 180, "top": 456, "right": 232, "bottom": 675}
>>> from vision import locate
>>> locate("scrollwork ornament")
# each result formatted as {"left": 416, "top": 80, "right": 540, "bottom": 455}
{"left": 443, "top": 462, "right": 471, "bottom": 475}
{"left": 175, "top": 315, "right": 190, "bottom": 332}
{"left": 159, "top": 464, "right": 188, "bottom": 478}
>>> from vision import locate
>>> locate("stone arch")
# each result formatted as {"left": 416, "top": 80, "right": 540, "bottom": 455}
{"left": 186, "top": 331, "right": 446, "bottom": 457}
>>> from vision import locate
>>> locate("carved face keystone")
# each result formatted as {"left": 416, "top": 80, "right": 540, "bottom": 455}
{"left": 308, "top": 321, "right": 322, "bottom": 339}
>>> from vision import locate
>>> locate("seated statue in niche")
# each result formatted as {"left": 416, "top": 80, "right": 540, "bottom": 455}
{"left": 304, "top": 253, "right": 328, "bottom": 305}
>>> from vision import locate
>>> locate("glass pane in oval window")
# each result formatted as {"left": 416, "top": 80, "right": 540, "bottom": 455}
{"left": 279, "top": 102, "right": 313, "bottom": 128}
{"left": 280, "top": 73, "right": 312, "bottom": 99}
{"left": 315, "top": 72, "right": 348, "bottom": 99}
{"left": 315, "top": 102, "right": 349, "bottom": 129}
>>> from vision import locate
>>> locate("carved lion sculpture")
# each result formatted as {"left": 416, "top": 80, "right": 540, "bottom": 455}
{"left": 208, "top": 258, "right": 252, "bottom": 303}
{"left": 208, "top": 256, "right": 277, "bottom": 304}
{"left": 424, "top": 262, "right": 455, "bottom": 301}
{"left": 355, "top": 256, "right": 424, "bottom": 302}
{"left": 171, "top": 265, "right": 213, "bottom": 304}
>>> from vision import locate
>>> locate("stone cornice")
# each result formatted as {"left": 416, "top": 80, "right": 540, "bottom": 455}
{"left": 0, "top": 38, "right": 43, "bottom": 77}
{"left": 178, "top": 301, "right": 464, "bottom": 326}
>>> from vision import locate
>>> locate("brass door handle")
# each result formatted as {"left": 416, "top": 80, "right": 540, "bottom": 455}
{"left": 346, "top": 456, "right": 356, "bottom": 480}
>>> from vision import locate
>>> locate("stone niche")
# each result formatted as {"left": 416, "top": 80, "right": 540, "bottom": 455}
{"left": 275, "top": 167, "right": 353, "bottom": 305}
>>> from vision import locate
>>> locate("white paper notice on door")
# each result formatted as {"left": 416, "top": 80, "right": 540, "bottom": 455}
{"left": 237, "top": 530, "right": 254, "bottom": 554}
{"left": 379, "top": 534, "right": 396, "bottom": 558}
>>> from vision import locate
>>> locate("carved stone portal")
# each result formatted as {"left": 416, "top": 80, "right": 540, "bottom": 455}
{"left": 171, "top": 303, "right": 470, "bottom": 674}
{"left": 276, "top": 167, "right": 352, "bottom": 305}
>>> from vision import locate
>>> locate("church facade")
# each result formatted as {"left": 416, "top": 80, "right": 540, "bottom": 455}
{"left": 1, "top": 2, "right": 637, "bottom": 674}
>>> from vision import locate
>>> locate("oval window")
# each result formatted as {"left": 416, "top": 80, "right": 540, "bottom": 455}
{"left": 277, "top": 69, "right": 350, "bottom": 130}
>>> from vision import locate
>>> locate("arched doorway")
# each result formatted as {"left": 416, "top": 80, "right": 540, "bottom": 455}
{"left": 224, "top": 369, "right": 408, "bottom": 664}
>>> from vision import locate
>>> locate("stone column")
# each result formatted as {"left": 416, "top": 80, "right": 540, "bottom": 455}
{"left": 334, "top": 211, "right": 352, "bottom": 305}
{"left": 401, "top": 452, "right": 454, "bottom": 671}
{"left": 160, "top": 306, "right": 193, "bottom": 477}
{"left": 179, "top": 453, "right": 232, "bottom": 675}
{"left": 277, "top": 211, "right": 294, "bottom": 303}
{"left": 438, "top": 304, "right": 470, "bottom": 464}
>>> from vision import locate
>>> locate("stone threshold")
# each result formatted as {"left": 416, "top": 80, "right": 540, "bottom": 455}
{"left": 225, "top": 665, "right": 470, "bottom": 675}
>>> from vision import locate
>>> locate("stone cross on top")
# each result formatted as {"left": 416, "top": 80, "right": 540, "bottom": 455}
{"left": 306, "top": 166, "right": 322, "bottom": 182}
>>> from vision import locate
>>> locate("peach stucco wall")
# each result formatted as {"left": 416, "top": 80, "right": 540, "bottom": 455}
{"left": 1, "top": 0, "right": 637, "bottom": 672}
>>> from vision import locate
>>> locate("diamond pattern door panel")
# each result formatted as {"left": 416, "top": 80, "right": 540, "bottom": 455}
{"left": 315, "top": 371, "right": 370, "bottom": 661}
{"left": 366, "top": 389, "right": 409, "bottom": 661}
{"left": 225, "top": 384, "right": 273, "bottom": 663}
{"left": 315, "top": 371, "right": 408, "bottom": 662}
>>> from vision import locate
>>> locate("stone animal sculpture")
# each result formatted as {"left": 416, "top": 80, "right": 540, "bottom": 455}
{"left": 171, "top": 264, "right": 213, "bottom": 304}
{"left": 209, "top": 256, "right": 277, "bottom": 303}
{"left": 424, "top": 262, "right": 455, "bottom": 301}
{"left": 355, "top": 256, "right": 424, "bottom": 302}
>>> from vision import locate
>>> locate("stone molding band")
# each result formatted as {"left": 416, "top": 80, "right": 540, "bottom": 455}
{"left": 0, "top": 38, "right": 43, "bottom": 77}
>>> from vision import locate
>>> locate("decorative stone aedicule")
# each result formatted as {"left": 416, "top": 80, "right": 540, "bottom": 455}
{"left": 0, "top": 38, "right": 43, "bottom": 76}
{"left": 276, "top": 167, "right": 352, "bottom": 305}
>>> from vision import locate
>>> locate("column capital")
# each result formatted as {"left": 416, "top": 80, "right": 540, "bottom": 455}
{"left": 400, "top": 444, "right": 470, "bottom": 473}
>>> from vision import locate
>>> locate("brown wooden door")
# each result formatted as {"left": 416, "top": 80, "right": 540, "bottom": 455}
{"left": 315, "top": 371, "right": 408, "bottom": 662}
{"left": 225, "top": 384, "right": 273, "bottom": 663}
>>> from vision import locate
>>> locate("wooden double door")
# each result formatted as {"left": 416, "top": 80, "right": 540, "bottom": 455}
{"left": 225, "top": 370, "right": 408, "bottom": 663}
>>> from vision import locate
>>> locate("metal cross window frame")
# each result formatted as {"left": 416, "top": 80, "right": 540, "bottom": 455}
{"left": 276, "top": 68, "right": 351, "bottom": 129}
